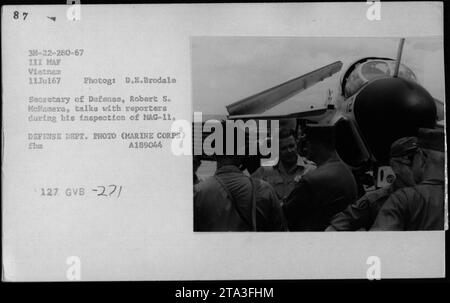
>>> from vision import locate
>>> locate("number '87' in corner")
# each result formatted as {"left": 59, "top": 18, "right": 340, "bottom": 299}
{"left": 13, "top": 11, "right": 29, "bottom": 20}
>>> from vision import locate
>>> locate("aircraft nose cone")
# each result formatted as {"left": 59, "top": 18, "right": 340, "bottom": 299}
{"left": 354, "top": 77, "right": 437, "bottom": 164}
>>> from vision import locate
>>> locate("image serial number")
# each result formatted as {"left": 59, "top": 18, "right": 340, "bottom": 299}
{"left": 28, "top": 49, "right": 84, "bottom": 57}
{"left": 219, "top": 287, "right": 274, "bottom": 298}
{"left": 39, "top": 185, "right": 123, "bottom": 198}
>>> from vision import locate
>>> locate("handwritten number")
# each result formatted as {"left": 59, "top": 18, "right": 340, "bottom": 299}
{"left": 93, "top": 185, "right": 122, "bottom": 198}
{"left": 108, "top": 185, "right": 117, "bottom": 196}
{"left": 98, "top": 186, "right": 106, "bottom": 196}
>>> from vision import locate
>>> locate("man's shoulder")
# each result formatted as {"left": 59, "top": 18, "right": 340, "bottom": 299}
{"left": 387, "top": 186, "right": 418, "bottom": 205}
{"left": 252, "top": 178, "right": 279, "bottom": 201}
{"left": 194, "top": 176, "right": 220, "bottom": 193}
{"left": 300, "top": 157, "right": 316, "bottom": 168}
{"left": 252, "top": 165, "right": 275, "bottom": 177}
{"left": 364, "top": 186, "right": 393, "bottom": 203}
{"left": 252, "top": 166, "right": 284, "bottom": 185}
{"left": 302, "top": 160, "right": 356, "bottom": 194}
{"left": 375, "top": 186, "right": 422, "bottom": 218}
{"left": 394, "top": 183, "right": 442, "bottom": 202}
{"left": 302, "top": 161, "right": 341, "bottom": 181}
{"left": 253, "top": 177, "right": 275, "bottom": 192}
{"left": 394, "top": 186, "right": 417, "bottom": 196}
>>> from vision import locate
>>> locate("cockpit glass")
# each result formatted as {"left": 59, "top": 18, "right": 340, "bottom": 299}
{"left": 344, "top": 60, "right": 418, "bottom": 97}
{"left": 395, "top": 64, "right": 417, "bottom": 82}
{"left": 344, "top": 64, "right": 365, "bottom": 97}
{"left": 361, "top": 61, "right": 391, "bottom": 81}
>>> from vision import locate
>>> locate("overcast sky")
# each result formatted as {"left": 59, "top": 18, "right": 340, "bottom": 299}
{"left": 192, "top": 37, "right": 445, "bottom": 115}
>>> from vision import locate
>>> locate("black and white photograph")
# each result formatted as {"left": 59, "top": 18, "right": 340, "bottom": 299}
{"left": 192, "top": 37, "right": 445, "bottom": 232}
{"left": 1, "top": 2, "right": 447, "bottom": 284}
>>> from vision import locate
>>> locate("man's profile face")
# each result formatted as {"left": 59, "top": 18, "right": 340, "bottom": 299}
{"left": 411, "top": 150, "right": 426, "bottom": 183}
{"left": 390, "top": 157, "right": 416, "bottom": 188}
{"left": 279, "top": 135, "right": 298, "bottom": 164}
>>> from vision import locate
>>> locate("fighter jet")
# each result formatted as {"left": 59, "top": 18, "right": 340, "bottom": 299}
{"left": 194, "top": 38, "right": 445, "bottom": 186}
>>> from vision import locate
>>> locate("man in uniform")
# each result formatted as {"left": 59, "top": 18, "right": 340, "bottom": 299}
{"left": 326, "top": 137, "right": 419, "bottom": 231}
{"left": 252, "top": 128, "right": 316, "bottom": 202}
{"left": 194, "top": 154, "right": 287, "bottom": 231}
{"left": 371, "top": 128, "right": 445, "bottom": 231}
{"left": 283, "top": 125, "right": 358, "bottom": 231}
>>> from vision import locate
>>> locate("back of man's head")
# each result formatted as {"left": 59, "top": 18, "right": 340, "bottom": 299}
{"left": 418, "top": 128, "right": 445, "bottom": 159}
{"left": 215, "top": 120, "right": 247, "bottom": 168}
{"left": 304, "top": 124, "right": 336, "bottom": 149}
{"left": 418, "top": 128, "right": 444, "bottom": 152}
{"left": 417, "top": 128, "right": 445, "bottom": 180}
{"left": 303, "top": 124, "right": 336, "bottom": 163}
{"left": 389, "top": 136, "right": 419, "bottom": 188}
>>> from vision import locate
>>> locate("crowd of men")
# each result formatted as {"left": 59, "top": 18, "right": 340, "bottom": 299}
{"left": 193, "top": 124, "right": 445, "bottom": 232}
